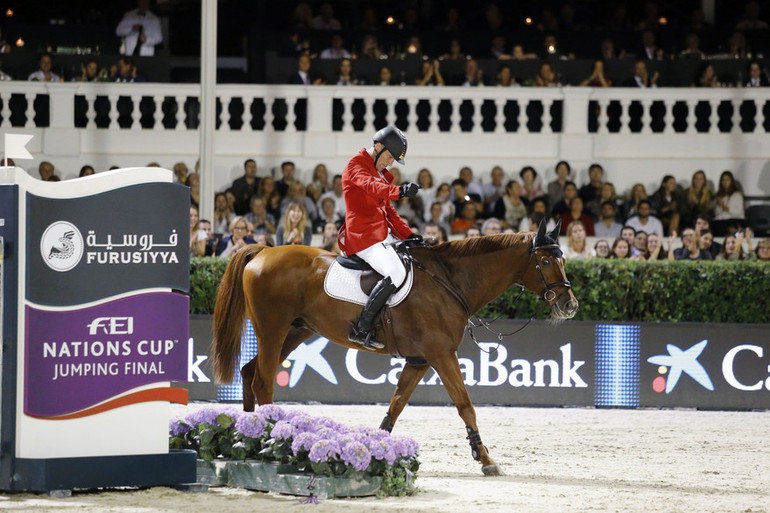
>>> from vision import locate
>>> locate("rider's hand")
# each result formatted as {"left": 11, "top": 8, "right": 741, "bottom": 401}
{"left": 399, "top": 182, "right": 420, "bottom": 199}
{"left": 408, "top": 233, "right": 424, "bottom": 242}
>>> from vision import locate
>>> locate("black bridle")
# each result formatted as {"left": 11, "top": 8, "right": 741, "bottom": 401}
{"left": 528, "top": 243, "right": 572, "bottom": 305}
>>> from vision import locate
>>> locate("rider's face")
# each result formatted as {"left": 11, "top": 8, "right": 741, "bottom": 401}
{"left": 376, "top": 145, "right": 395, "bottom": 170}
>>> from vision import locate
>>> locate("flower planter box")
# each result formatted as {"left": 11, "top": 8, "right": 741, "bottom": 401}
{"left": 198, "top": 459, "right": 384, "bottom": 498}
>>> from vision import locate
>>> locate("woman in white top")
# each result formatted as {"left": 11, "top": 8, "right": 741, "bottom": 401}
{"left": 713, "top": 170, "right": 745, "bottom": 221}
{"left": 561, "top": 220, "right": 595, "bottom": 259}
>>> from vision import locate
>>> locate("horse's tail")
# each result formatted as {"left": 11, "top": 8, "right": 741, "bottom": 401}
{"left": 212, "top": 244, "right": 267, "bottom": 384}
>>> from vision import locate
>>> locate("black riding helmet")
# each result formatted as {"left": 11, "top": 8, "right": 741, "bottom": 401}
{"left": 372, "top": 126, "right": 407, "bottom": 166}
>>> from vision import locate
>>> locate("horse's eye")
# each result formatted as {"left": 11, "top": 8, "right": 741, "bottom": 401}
{"left": 542, "top": 258, "right": 551, "bottom": 266}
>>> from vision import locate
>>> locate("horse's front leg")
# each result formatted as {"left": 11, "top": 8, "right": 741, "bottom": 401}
{"left": 429, "top": 352, "right": 503, "bottom": 476}
{"left": 379, "top": 359, "right": 430, "bottom": 432}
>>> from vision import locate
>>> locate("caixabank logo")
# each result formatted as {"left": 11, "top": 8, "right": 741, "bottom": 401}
{"left": 645, "top": 338, "right": 770, "bottom": 407}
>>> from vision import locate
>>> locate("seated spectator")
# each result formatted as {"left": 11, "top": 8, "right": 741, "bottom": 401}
{"left": 630, "top": 230, "right": 648, "bottom": 260}
{"left": 465, "top": 225, "right": 481, "bottom": 238}
{"left": 650, "top": 175, "right": 683, "bottom": 235}
{"left": 459, "top": 166, "right": 485, "bottom": 201}
{"left": 551, "top": 181, "right": 578, "bottom": 219}
{"left": 416, "top": 168, "right": 436, "bottom": 206}
{"left": 692, "top": 62, "right": 720, "bottom": 87}
{"left": 519, "top": 199, "right": 557, "bottom": 233}
{"left": 319, "top": 221, "right": 341, "bottom": 254}
{"left": 594, "top": 201, "right": 623, "bottom": 239}
{"left": 76, "top": 59, "right": 107, "bottom": 82}
{"left": 440, "top": 39, "right": 466, "bottom": 61}
{"left": 79, "top": 165, "right": 95, "bottom": 177}
{"left": 587, "top": 182, "right": 619, "bottom": 221}
{"left": 681, "top": 170, "right": 713, "bottom": 226}
{"left": 426, "top": 183, "right": 454, "bottom": 226}
{"left": 314, "top": 196, "right": 342, "bottom": 233}
{"left": 645, "top": 232, "right": 666, "bottom": 260}
{"left": 493, "top": 180, "right": 528, "bottom": 230}
{"left": 519, "top": 166, "right": 543, "bottom": 202}
{"left": 621, "top": 225, "right": 636, "bottom": 246}
{"left": 289, "top": 54, "right": 324, "bottom": 85}
{"left": 422, "top": 221, "right": 446, "bottom": 246}
{"left": 213, "top": 192, "right": 235, "bottom": 235}
{"left": 452, "top": 202, "right": 480, "bottom": 235}
{"left": 334, "top": 58, "right": 359, "bottom": 85}
{"left": 490, "top": 36, "right": 507, "bottom": 59}
{"left": 357, "top": 7, "right": 379, "bottom": 31}
{"left": 600, "top": 39, "right": 625, "bottom": 61}
{"left": 310, "top": 2, "right": 342, "bottom": 30}
{"left": 244, "top": 195, "right": 276, "bottom": 235}
{"left": 216, "top": 216, "right": 256, "bottom": 257}
{"left": 594, "top": 239, "right": 610, "bottom": 258}
{"left": 495, "top": 64, "right": 519, "bottom": 87}
{"left": 360, "top": 34, "right": 383, "bottom": 60}
{"left": 539, "top": 34, "right": 571, "bottom": 61}
{"left": 451, "top": 178, "right": 483, "bottom": 217}
{"left": 579, "top": 163, "right": 604, "bottom": 205}
{"left": 320, "top": 34, "right": 351, "bottom": 59}
{"left": 116, "top": 0, "right": 163, "bottom": 57}
{"left": 716, "top": 229, "right": 755, "bottom": 261}
{"left": 199, "top": 219, "right": 219, "bottom": 256}
{"left": 317, "top": 174, "right": 345, "bottom": 220}
{"left": 673, "top": 228, "right": 713, "bottom": 260}
{"left": 622, "top": 60, "right": 658, "bottom": 88}
{"left": 622, "top": 183, "right": 650, "bottom": 221}
{"left": 626, "top": 199, "right": 664, "bottom": 238}
{"left": 698, "top": 229, "right": 722, "bottom": 259}
{"left": 281, "top": 180, "right": 318, "bottom": 221}
{"left": 189, "top": 205, "right": 208, "bottom": 258}
{"left": 393, "top": 194, "right": 424, "bottom": 228}
{"left": 377, "top": 66, "right": 393, "bottom": 86}
{"left": 580, "top": 59, "right": 612, "bottom": 87}
{"left": 713, "top": 170, "right": 745, "bottom": 230}
{"left": 726, "top": 31, "right": 749, "bottom": 59}
{"left": 458, "top": 58, "right": 484, "bottom": 86}
{"left": 745, "top": 60, "right": 770, "bottom": 87}
{"left": 547, "top": 160, "right": 572, "bottom": 207}
{"left": 254, "top": 232, "right": 276, "bottom": 247}
{"left": 172, "top": 162, "right": 189, "bottom": 184}
{"left": 636, "top": 30, "right": 665, "bottom": 61}
{"left": 425, "top": 201, "right": 452, "bottom": 237}
{"left": 560, "top": 196, "right": 595, "bottom": 236}
{"left": 509, "top": 44, "right": 538, "bottom": 60}
{"left": 694, "top": 214, "right": 722, "bottom": 256}
{"left": 276, "top": 161, "right": 296, "bottom": 199}
{"left": 28, "top": 52, "right": 60, "bottom": 82}
{"left": 276, "top": 201, "right": 312, "bottom": 245}
{"left": 481, "top": 217, "right": 503, "bottom": 236}
{"left": 258, "top": 177, "right": 281, "bottom": 221}
{"left": 306, "top": 163, "right": 330, "bottom": 202}
{"left": 755, "top": 238, "right": 770, "bottom": 262}
{"left": 415, "top": 59, "right": 445, "bottom": 86}
{"left": 610, "top": 237, "right": 631, "bottom": 259}
{"left": 38, "top": 161, "right": 56, "bottom": 181}
{"left": 482, "top": 166, "right": 506, "bottom": 214}
{"left": 533, "top": 61, "right": 561, "bottom": 87}
{"left": 112, "top": 57, "right": 147, "bottom": 82}
{"left": 679, "top": 33, "right": 707, "bottom": 60}
{"left": 735, "top": 1, "right": 769, "bottom": 31}
{"left": 561, "top": 221, "right": 595, "bottom": 259}
{"left": 187, "top": 172, "right": 201, "bottom": 208}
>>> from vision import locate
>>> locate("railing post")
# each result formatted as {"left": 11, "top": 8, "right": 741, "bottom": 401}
{"left": 42, "top": 83, "right": 80, "bottom": 157}
{"left": 304, "top": 87, "right": 336, "bottom": 159}
{"left": 559, "top": 88, "right": 594, "bottom": 164}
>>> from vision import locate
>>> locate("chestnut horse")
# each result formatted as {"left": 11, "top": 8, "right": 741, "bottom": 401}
{"left": 212, "top": 220, "right": 577, "bottom": 475}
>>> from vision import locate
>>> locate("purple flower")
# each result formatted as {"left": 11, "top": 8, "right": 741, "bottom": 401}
{"left": 184, "top": 406, "right": 239, "bottom": 428}
{"left": 234, "top": 413, "right": 267, "bottom": 439}
{"left": 390, "top": 435, "right": 420, "bottom": 459}
{"left": 255, "top": 404, "right": 285, "bottom": 422}
{"left": 369, "top": 439, "right": 396, "bottom": 466}
{"left": 270, "top": 420, "right": 296, "bottom": 440}
{"left": 308, "top": 439, "right": 341, "bottom": 464}
{"left": 291, "top": 432, "right": 319, "bottom": 455}
{"left": 316, "top": 417, "right": 349, "bottom": 433}
{"left": 169, "top": 418, "right": 190, "bottom": 437}
{"left": 341, "top": 441, "right": 372, "bottom": 472}
{"left": 288, "top": 413, "right": 317, "bottom": 434}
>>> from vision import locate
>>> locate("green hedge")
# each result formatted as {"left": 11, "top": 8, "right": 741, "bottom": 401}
{"left": 189, "top": 257, "right": 770, "bottom": 323}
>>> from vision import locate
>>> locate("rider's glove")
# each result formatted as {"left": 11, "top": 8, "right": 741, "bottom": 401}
{"left": 399, "top": 182, "right": 420, "bottom": 199}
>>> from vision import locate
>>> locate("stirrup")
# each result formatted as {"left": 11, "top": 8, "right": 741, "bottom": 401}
{"left": 349, "top": 325, "right": 384, "bottom": 351}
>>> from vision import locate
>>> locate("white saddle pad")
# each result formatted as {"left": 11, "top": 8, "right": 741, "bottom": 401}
{"left": 323, "top": 260, "right": 413, "bottom": 306}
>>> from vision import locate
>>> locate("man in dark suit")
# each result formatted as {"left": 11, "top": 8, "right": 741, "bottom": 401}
{"left": 622, "top": 59, "right": 659, "bottom": 87}
{"left": 288, "top": 54, "right": 324, "bottom": 85}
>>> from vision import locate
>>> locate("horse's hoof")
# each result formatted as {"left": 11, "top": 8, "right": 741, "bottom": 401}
{"left": 482, "top": 464, "right": 503, "bottom": 476}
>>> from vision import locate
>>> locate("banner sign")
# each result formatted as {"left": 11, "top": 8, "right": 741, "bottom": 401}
{"left": 25, "top": 293, "right": 189, "bottom": 418}
{"left": 187, "top": 318, "right": 769, "bottom": 410}
{"left": 27, "top": 183, "right": 189, "bottom": 306}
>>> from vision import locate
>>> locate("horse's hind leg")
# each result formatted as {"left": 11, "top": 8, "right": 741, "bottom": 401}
{"left": 429, "top": 352, "right": 503, "bottom": 476}
{"left": 250, "top": 324, "right": 315, "bottom": 406}
{"left": 380, "top": 361, "right": 430, "bottom": 432}
{"left": 241, "top": 356, "right": 258, "bottom": 411}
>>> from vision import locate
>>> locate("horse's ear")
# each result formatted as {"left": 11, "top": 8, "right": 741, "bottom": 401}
{"left": 549, "top": 220, "right": 561, "bottom": 242}
{"left": 536, "top": 218, "right": 547, "bottom": 244}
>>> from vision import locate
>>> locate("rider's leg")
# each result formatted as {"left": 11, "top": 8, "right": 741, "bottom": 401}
{"left": 349, "top": 236, "right": 406, "bottom": 350}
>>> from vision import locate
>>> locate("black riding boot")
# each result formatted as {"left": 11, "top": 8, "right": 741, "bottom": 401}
{"left": 349, "top": 276, "right": 397, "bottom": 350}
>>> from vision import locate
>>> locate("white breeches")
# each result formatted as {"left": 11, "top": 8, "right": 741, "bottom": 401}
{"left": 355, "top": 233, "right": 406, "bottom": 287}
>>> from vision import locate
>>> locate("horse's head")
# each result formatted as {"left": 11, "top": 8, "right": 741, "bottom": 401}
{"left": 521, "top": 219, "right": 578, "bottom": 320}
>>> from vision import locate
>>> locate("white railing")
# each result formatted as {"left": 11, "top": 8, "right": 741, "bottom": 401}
{"left": 1, "top": 82, "right": 768, "bottom": 200}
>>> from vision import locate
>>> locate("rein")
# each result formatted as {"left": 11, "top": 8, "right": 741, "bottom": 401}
{"left": 410, "top": 239, "right": 572, "bottom": 354}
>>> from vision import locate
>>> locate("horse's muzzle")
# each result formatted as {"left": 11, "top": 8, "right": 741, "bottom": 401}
{"left": 553, "top": 294, "right": 578, "bottom": 320}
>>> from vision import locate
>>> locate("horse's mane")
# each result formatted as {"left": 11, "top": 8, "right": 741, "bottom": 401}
{"left": 426, "top": 233, "right": 534, "bottom": 259}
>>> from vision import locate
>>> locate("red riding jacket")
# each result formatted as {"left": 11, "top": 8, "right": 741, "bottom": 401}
{"left": 337, "top": 149, "right": 413, "bottom": 255}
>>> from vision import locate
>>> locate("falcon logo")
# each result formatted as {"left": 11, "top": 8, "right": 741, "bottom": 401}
{"left": 40, "top": 221, "right": 84, "bottom": 272}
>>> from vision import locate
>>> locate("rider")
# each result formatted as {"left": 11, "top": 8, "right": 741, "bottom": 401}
{"left": 338, "top": 126, "right": 422, "bottom": 350}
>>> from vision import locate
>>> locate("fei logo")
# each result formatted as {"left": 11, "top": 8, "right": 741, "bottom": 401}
{"left": 647, "top": 339, "right": 714, "bottom": 394}
{"left": 40, "top": 221, "right": 84, "bottom": 272}
{"left": 276, "top": 337, "right": 337, "bottom": 388}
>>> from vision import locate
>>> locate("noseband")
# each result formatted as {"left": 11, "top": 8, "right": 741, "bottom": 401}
{"left": 528, "top": 243, "right": 572, "bottom": 305}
